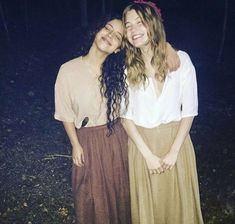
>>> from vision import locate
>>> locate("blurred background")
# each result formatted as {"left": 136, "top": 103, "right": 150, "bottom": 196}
{"left": 0, "top": 0, "right": 234, "bottom": 223}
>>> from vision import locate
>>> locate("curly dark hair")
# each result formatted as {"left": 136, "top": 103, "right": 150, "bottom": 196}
{"left": 78, "top": 15, "right": 129, "bottom": 134}
{"left": 99, "top": 49, "right": 129, "bottom": 134}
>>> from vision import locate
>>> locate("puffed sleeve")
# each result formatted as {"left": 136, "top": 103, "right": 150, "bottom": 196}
{"left": 54, "top": 65, "right": 75, "bottom": 122}
{"left": 180, "top": 52, "right": 198, "bottom": 117}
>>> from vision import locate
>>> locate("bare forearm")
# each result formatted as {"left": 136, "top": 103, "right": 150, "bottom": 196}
{"left": 122, "top": 119, "right": 163, "bottom": 173}
{"left": 170, "top": 117, "right": 194, "bottom": 153}
{"left": 166, "top": 42, "right": 180, "bottom": 71}
{"left": 63, "top": 122, "right": 81, "bottom": 148}
{"left": 63, "top": 122, "right": 84, "bottom": 166}
{"left": 122, "top": 119, "right": 153, "bottom": 158}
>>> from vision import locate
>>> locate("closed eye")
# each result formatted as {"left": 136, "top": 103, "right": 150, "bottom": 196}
{"left": 116, "top": 35, "right": 121, "bottom": 41}
{"left": 105, "top": 25, "right": 112, "bottom": 31}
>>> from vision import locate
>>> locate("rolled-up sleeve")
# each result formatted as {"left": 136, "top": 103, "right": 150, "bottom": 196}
{"left": 54, "top": 66, "right": 75, "bottom": 122}
{"left": 181, "top": 53, "right": 198, "bottom": 118}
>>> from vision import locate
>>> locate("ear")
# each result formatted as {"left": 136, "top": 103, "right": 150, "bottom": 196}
{"left": 114, "top": 48, "right": 120, "bottom": 54}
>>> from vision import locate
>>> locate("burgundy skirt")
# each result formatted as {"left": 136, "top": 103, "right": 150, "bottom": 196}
{"left": 72, "top": 120, "right": 131, "bottom": 224}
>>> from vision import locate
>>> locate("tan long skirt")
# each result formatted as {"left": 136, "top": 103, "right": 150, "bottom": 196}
{"left": 72, "top": 120, "right": 131, "bottom": 224}
{"left": 128, "top": 122, "right": 203, "bottom": 224}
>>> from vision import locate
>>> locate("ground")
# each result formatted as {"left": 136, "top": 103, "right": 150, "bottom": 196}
{"left": 0, "top": 4, "right": 234, "bottom": 223}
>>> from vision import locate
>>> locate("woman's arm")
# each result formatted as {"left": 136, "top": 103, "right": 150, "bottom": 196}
{"left": 161, "top": 116, "right": 194, "bottom": 170}
{"left": 63, "top": 122, "right": 85, "bottom": 167}
{"left": 122, "top": 119, "right": 164, "bottom": 174}
{"left": 166, "top": 42, "right": 180, "bottom": 71}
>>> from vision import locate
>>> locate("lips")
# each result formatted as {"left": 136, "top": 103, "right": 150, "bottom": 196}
{"left": 132, "top": 34, "right": 144, "bottom": 41}
{"left": 101, "top": 36, "right": 112, "bottom": 46}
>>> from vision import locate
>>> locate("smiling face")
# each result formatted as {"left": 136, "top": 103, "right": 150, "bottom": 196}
{"left": 94, "top": 19, "right": 124, "bottom": 54}
{"left": 124, "top": 9, "right": 149, "bottom": 48}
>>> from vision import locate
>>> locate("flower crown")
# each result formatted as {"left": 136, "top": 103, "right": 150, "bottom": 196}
{"left": 133, "top": 0, "right": 161, "bottom": 17}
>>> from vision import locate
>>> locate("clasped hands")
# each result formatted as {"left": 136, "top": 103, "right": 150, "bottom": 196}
{"left": 144, "top": 150, "right": 178, "bottom": 175}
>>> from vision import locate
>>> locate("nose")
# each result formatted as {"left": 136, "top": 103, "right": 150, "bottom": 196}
{"left": 131, "top": 24, "right": 138, "bottom": 33}
{"left": 127, "top": 25, "right": 137, "bottom": 35}
{"left": 108, "top": 30, "right": 114, "bottom": 38}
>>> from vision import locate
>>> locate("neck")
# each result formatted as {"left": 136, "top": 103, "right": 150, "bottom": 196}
{"left": 140, "top": 43, "right": 153, "bottom": 64}
{"left": 84, "top": 43, "right": 109, "bottom": 69}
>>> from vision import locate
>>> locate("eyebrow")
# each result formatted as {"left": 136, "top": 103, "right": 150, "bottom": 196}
{"left": 107, "top": 23, "right": 123, "bottom": 38}
{"left": 125, "top": 16, "right": 141, "bottom": 25}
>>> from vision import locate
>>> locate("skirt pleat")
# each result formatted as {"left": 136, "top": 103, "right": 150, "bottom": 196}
{"left": 72, "top": 120, "right": 131, "bottom": 224}
{"left": 128, "top": 122, "right": 204, "bottom": 224}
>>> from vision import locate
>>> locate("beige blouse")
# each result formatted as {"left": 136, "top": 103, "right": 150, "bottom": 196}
{"left": 54, "top": 57, "right": 107, "bottom": 128}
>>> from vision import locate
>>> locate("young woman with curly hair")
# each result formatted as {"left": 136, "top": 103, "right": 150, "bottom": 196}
{"left": 54, "top": 17, "right": 131, "bottom": 224}
{"left": 122, "top": 2, "right": 204, "bottom": 224}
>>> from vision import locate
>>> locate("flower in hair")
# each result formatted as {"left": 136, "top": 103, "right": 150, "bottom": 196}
{"left": 133, "top": 0, "right": 161, "bottom": 17}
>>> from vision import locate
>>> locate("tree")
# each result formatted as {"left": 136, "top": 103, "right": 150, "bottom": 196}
{"left": 80, "top": 0, "right": 88, "bottom": 27}
{"left": 0, "top": 1, "right": 10, "bottom": 41}
{"left": 217, "top": 0, "right": 228, "bottom": 63}
{"left": 101, "top": 0, "right": 106, "bottom": 17}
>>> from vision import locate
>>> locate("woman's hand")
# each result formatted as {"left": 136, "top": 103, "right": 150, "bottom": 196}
{"left": 166, "top": 42, "right": 180, "bottom": 72}
{"left": 144, "top": 153, "right": 164, "bottom": 174}
{"left": 161, "top": 150, "right": 178, "bottom": 171}
{"left": 72, "top": 145, "right": 85, "bottom": 167}
{"left": 62, "top": 122, "right": 85, "bottom": 167}
{"left": 161, "top": 117, "right": 194, "bottom": 171}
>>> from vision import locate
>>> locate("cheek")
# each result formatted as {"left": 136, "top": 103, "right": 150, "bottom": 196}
{"left": 97, "top": 29, "right": 107, "bottom": 38}
{"left": 95, "top": 32, "right": 102, "bottom": 41}
{"left": 112, "top": 42, "right": 120, "bottom": 52}
{"left": 126, "top": 31, "right": 132, "bottom": 43}
{"left": 142, "top": 27, "right": 149, "bottom": 38}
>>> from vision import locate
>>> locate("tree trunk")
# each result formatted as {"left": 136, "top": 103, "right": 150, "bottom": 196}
{"left": 109, "top": 0, "right": 113, "bottom": 15}
{"left": 0, "top": 2, "right": 10, "bottom": 41}
{"left": 80, "top": 0, "right": 88, "bottom": 27}
{"left": 24, "top": 0, "right": 30, "bottom": 35}
{"left": 217, "top": 0, "right": 228, "bottom": 63}
{"left": 101, "top": 0, "right": 106, "bottom": 17}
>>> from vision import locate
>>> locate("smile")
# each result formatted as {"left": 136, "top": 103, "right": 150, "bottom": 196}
{"left": 132, "top": 34, "right": 144, "bottom": 40}
{"left": 101, "top": 37, "right": 112, "bottom": 46}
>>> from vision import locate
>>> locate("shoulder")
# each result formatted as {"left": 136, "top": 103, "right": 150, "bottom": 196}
{"left": 60, "top": 57, "right": 82, "bottom": 74}
{"left": 57, "top": 57, "right": 83, "bottom": 81}
{"left": 177, "top": 50, "right": 194, "bottom": 70}
{"left": 176, "top": 51, "right": 196, "bottom": 84}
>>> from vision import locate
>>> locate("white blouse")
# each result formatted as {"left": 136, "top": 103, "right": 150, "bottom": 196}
{"left": 121, "top": 51, "right": 198, "bottom": 128}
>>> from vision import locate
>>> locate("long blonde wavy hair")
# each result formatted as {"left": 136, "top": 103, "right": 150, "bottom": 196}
{"left": 122, "top": 3, "right": 168, "bottom": 87}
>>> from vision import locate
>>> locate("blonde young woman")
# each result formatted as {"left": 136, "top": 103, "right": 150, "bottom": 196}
{"left": 122, "top": 2, "right": 204, "bottom": 224}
